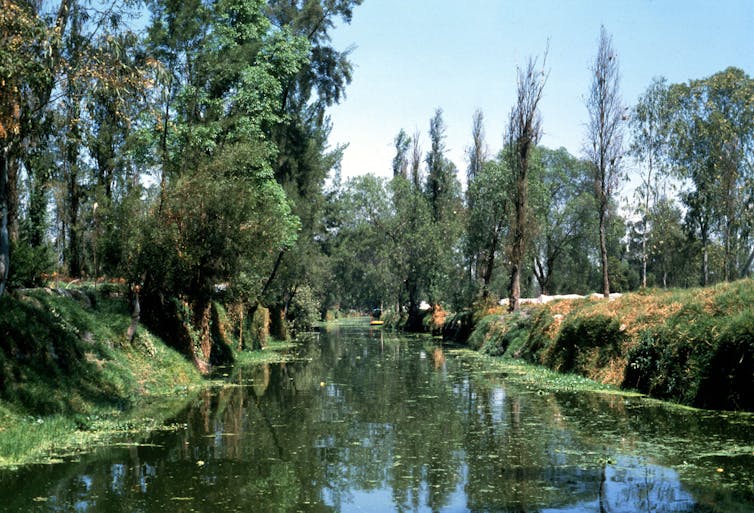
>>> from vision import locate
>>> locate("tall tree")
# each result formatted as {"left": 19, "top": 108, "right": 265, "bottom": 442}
{"left": 506, "top": 55, "right": 547, "bottom": 311}
{"left": 666, "top": 67, "right": 754, "bottom": 283}
{"left": 423, "top": 109, "right": 463, "bottom": 306}
{"left": 585, "top": 26, "right": 625, "bottom": 297}
{"left": 466, "top": 109, "right": 487, "bottom": 184}
{"left": 0, "top": 0, "right": 66, "bottom": 296}
{"left": 629, "top": 77, "right": 670, "bottom": 288}
{"left": 410, "top": 129, "right": 422, "bottom": 188}
{"left": 392, "top": 129, "right": 411, "bottom": 178}
{"left": 463, "top": 109, "right": 489, "bottom": 293}
{"left": 466, "top": 157, "right": 509, "bottom": 300}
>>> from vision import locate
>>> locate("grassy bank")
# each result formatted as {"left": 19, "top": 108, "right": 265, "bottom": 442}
{"left": 452, "top": 279, "right": 754, "bottom": 411}
{"left": 0, "top": 286, "right": 291, "bottom": 467}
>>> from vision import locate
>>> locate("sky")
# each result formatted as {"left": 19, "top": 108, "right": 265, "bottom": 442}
{"left": 326, "top": 0, "right": 753, "bottom": 189}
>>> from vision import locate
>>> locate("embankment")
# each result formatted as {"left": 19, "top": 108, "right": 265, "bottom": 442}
{"left": 0, "top": 285, "right": 280, "bottom": 466}
{"left": 445, "top": 279, "right": 754, "bottom": 411}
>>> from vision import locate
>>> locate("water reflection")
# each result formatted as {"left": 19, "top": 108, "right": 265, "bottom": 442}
{"left": 1, "top": 324, "right": 752, "bottom": 512}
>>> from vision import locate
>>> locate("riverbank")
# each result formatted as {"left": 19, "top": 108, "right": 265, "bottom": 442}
{"left": 445, "top": 278, "right": 754, "bottom": 411}
{"left": 0, "top": 285, "right": 290, "bottom": 467}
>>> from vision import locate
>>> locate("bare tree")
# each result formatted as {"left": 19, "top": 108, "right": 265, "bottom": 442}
{"left": 585, "top": 26, "right": 624, "bottom": 298}
{"left": 507, "top": 54, "right": 548, "bottom": 311}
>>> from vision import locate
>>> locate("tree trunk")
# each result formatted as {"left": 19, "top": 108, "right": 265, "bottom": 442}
{"left": 599, "top": 202, "right": 610, "bottom": 297}
{"left": 509, "top": 183, "right": 526, "bottom": 312}
{"left": 481, "top": 221, "right": 501, "bottom": 300}
{"left": 701, "top": 229, "right": 709, "bottom": 286}
{"left": 126, "top": 284, "right": 141, "bottom": 343}
{"left": 0, "top": 144, "right": 10, "bottom": 298}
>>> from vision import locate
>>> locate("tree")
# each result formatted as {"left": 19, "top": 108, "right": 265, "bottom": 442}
{"left": 260, "top": 0, "right": 362, "bottom": 324}
{"left": 0, "top": 0, "right": 63, "bottom": 296}
{"left": 466, "top": 157, "right": 509, "bottom": 300}
{"left": 466, "top": 109, "right": 487, "bottom": 184}
{"left": 585, "top": 26, "right": 625, "bottom": 297}
{"left": 410, "top": 129, "right": 422, "bottom": 188}
{"left": 463, "top": 109, "right": 489, "bottom": 294}
{"left": 531, "top": 147, "right": 593, "bottom": 295}
{"left": 392, "top": 129, "right": 411, "bottom": 178}
{"left": 423, "top": 109, "right": 463, "bottom": 307}
{"left": 425, "top": 109, "right": 460, "bottom": 222}
{"left": 506, "top": 55, "right": 547, "bottom": 311}
{"left": 666, "top": 68, "right": 754, "bottom": 283}
{"left": 629, "top": 77, "right": 670, "bottom": 288}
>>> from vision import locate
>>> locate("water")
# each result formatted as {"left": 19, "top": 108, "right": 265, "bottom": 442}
{"left": 2, "top": 323, "right": 753, "bottom": 512}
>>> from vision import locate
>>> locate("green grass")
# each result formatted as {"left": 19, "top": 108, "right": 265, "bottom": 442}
{"left": 448, "top": 348, "right": 638, "bottom": 396}
{"left": 234, "top": 339, "right": 301, "bottom": 365}
{"left": 0, "top": 287, "right": 205, "bottom": 467}
{"left": 458, "top": 278, "right": 754, "bottom": 411}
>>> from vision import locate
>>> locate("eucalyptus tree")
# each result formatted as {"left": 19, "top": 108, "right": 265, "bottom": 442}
{"left": 666, "top": 67, "right": 754, "bottom": 283}
{"left": 630, "top": 77, "right": 670, "bottom": 288}
{"left": 584, "top": 26, "right": 625, "bottom": 297}
{"left": 505, "top": 55, "right": 547, "bottom": 311}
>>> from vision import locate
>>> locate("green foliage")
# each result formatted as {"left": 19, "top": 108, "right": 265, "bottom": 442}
{"left": 442, "top": 310, "right": 474, "bottom": 343}
{"left": 7, "top": 239, "right": 54, "bottom": 288}
{"left": 249, "top": 305, "right": 270, "bottom": 349}
{"left": 548, "top": 314, "right": 623, "bottom": 373}
{"left": 666, "top": 67, "right": 754, "bottom": 283}
{"left": 0, "top": 289, "right": 200, "bottom": 416}
{"left": 625, "top": 288, "right": 754, "bottom": 410}
{"left": 287, "top": 284, "right": 321, "bottom": 333}
{"left": 465, "top": 312, "right": 533, "bottom": 357}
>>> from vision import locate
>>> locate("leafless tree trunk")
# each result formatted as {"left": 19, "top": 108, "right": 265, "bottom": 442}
{"left": 585, "top": 26, "right": 624, "bottom": 298}
{"left": 507, "top": 54, "right": 547, "bottom": 312}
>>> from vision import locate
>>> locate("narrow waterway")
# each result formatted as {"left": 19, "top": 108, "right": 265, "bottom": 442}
{"left": 2, "top": 322, "right": 753, "bottom": 512}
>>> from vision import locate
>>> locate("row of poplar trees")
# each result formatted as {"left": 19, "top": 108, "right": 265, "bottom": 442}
{"left": 324, "top": 27, "right": 754, "bottom": 323}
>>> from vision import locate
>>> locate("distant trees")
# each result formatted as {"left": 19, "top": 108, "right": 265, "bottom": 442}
{"left": 585, "top": 26, "right": 625, "bottom": 298}
{"left": 3, "top": 2, "right": 752, "bottom": 339}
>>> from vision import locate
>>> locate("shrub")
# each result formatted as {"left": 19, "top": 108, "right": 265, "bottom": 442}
{"left": 8, "top": 240, "right": 55, "bottom": 289}
{"left": 442, "top": 310, "right": 474, "bottom": 343}
{"left": 287, "top": 285, "right": 321, "bottom": 334}
{"left": 695, "top": 311, "right": 754, "bottom": 410}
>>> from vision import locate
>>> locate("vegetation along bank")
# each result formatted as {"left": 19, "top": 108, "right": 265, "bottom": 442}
{"left": 0, "top": 283, "right": 293, "bottom": 467}
{"left": 443, "top": 279, "right": 754, "bottom": 412}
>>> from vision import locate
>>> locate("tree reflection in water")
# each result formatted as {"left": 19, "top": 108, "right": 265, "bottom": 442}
{"left": 0, "top": 324, "right": 751, "bottom": 512}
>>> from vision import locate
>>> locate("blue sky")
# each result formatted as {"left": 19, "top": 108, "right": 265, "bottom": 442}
{"left": 326, "top": 0, "right": 753, "bottom": 188}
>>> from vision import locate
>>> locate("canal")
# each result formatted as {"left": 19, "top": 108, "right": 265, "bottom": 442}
{"left": 2, "top": 322, "right": 753, "bottom": 512}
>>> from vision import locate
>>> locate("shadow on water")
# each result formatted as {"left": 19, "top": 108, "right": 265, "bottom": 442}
{"left": 1, "top": 323, "right": 752, "bottom": 512}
